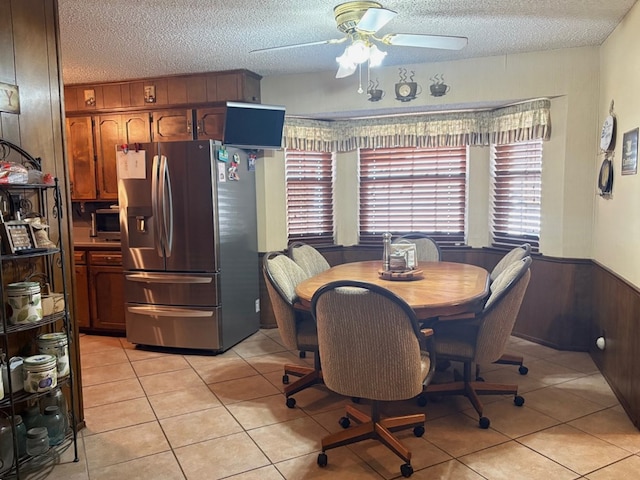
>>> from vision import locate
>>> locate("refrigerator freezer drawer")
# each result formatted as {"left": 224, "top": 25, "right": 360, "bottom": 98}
{"left": 126, "top": 304, "right": 221, "bottom": 350}
{"left": 124, "top": 272, "right": 219, "bottom": 306}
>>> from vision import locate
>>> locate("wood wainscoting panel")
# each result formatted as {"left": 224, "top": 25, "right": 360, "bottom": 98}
{"left": 444, "top": 249, "right": 593, "bottom": 351}
{"left": 591, "top": 263, "right": 640, "bottom": 429}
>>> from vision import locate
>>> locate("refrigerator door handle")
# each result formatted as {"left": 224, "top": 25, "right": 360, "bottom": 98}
{"left": 125, "top": 273, "right": 212, "bottom": 284}
{"left": 127, "top": 306, "right": 214, "bottom": 318}
{"left": 161, "top": 154, "right": 174, "bottom": 257}
{"left": 151, "top": 155, "right": 163, "bottom": 257}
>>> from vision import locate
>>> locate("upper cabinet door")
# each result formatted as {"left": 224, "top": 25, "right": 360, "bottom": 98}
{"left": 66, "top": 116, "right": 97, "bottom": 200}
{"left": 196, "top": 107, "right": 225, "bottom": 141}
{"left": 94, "top": 115, "right": 122, "bottom": 200}
{"left": 152, "top": 109, "right": 195, "bottom": 142}
{"left": 95, "top": 113, "right": 152, "bottom": 200}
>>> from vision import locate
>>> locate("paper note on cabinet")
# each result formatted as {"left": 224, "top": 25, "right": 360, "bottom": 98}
{"left": 117, "top": 150, "right": 146, "bottom": 179}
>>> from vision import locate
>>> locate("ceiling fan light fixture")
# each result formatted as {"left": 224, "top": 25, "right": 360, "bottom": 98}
{"left": 345, "top": 39, "right": 370, "bottom": 64}
{"left": 368, "top": 44, "right": 386, "bottom": 67}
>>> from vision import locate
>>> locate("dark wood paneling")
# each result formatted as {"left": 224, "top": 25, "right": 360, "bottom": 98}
{"left": 102, "top": 84, "right": 123, "bottom": 109}
{"left": 167, "top": 76, "right": 188, "bottom": 105}
{"left": 129, "top": 81, "right": 145, "bottom": 107}
{"left": 2, "top": 0, "right": 83, "bottom": 426}
{"left": 591, "top": 263, "right": 640, "bottom": 429}
{"left": 186, "top": 75, "right": 207, "bottom": 103}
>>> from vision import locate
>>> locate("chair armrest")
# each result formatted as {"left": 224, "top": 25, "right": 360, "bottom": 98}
{"left": 419, "top": 328, "right": 436, "bottom": 354}
{"left": 420, "top": 328, "right": 434, "bottom": 338}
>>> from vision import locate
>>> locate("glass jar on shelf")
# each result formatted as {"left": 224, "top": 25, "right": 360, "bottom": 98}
{"left": 22, "top": 403, "right": 44, "bottom": 431}
{"left": 11, "top": 414, "right": 27, "bottom": 458}
{"left": 26, "top": 426, "right": 49, "bottom": 456}
{"left": 0, "top": 418, "right": 14, "bottom": 475}
{"left": 40, "top": 387, "right": 69, "bottom": 432}
{"left": 42, "top": 406, "right": 64, "bottom": 446}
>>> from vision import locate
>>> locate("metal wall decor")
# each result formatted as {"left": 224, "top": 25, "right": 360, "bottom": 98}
{"left": 367, "top": 79, "right": 384, "bottom": 102}
{"left": 429, "top": 74, "right": 450, "bottom": 97}
{"left": 395, "top": 68, "right": 420, "bottom": 102}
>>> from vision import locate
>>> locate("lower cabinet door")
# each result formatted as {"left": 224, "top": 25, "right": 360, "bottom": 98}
{"left": 74, "top": 264, "right": 91, "bottom": 329}
{"left": 89, "top": 265, "right": 126, "bottom": 331}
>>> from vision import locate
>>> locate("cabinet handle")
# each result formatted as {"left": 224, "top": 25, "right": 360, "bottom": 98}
{"left": 126, "top": 273, "right": 212, "bottom": 284}
{"left": 128, "top": 305, "right": 213, "bottom": 317}
{"left": 187, "top": 120, "right": 192, "bottom": 134}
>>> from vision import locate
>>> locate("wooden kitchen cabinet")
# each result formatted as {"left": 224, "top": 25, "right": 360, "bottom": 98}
{"left": 152, "top": 109, "right": 195, "bottom": 142}
{"left": 95, "top": 113, "right": 151, "bottom": 199}
{"left": 152, "top": 107, "right": 225, "bottom": 142}
{"left": 75, "top": 248, "right": 125, "bottom": 333}
{"left": 66, "top": 116, "right": 97, "bottom": 200}
{"left": 67, "top": 113, "right": 152, "bottom": 201}
{"left": 74, "top": 250, "right": 91, "bottom": 329}
{"left": 195, "top": 107, "right": 225, "bottom": 141}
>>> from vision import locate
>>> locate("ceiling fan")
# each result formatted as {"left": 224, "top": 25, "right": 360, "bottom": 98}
{"left": 251, "top": 1, "right": 468, "bottom": 79}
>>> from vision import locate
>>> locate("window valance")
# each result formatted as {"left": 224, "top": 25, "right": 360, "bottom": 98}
{"left": 283, "top": 99, "right": 551, "bottom": 153}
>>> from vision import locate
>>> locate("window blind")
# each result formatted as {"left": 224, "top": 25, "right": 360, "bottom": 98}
{"left": 491, "top": 140, "right": 542, "bottom": 251}
{"left": 285, "top": 149, "right": 334, "bottom": 245}
{"left": 359, "top": 146, "right": 467, "bottom": 246}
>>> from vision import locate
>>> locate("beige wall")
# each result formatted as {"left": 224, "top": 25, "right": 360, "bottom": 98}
{"left": 595, "top": 1, "right": 640, "bottom": 287}
{"left": 258, "top": 45, "right": 601, "bottom": 258}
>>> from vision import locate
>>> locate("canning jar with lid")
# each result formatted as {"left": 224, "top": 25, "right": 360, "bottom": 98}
{"left": 26, "top": 426, "right": 49, "bottom": 456}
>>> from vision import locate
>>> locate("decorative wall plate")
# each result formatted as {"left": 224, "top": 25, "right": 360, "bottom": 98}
{"left": 600, "top": 115, "right": 616, "bottom": 152}
{"left": 598, "top": 157, "right": 613, "bottom": 195}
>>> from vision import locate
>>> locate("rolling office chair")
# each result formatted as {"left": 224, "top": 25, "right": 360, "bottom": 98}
{"left": 262, "top": 252, "right": 322, "bottom": 408}
{"left": 488, "top": 243, "right": 532, "bottom": 376}
{"left": 287, "top": 241, "right": 331, "bottom": 359}
{"left": 311, "top": 280, "right": 436, "bottom": 478}
{"left": 393, "top": 233, "right": 442, "bottom": 263}
{"left": 424, "top": 256, "right": 532, "bottom": 429}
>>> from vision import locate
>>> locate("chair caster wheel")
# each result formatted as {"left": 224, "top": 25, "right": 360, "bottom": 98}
{"left": 416, "top": 394, "right": 427, "bottom": 407}
{"left": 400, "top": 463, "right": 413, "bottom": 477}
{"left": 351, "top": 396, "right": 361, "bottom": 404}
{"left": 317, "top": 453, "right": 327, "bottom": 467}
{"left": 282, "top": 374, "right": 289, "bottom": 385}
{"left": 413, "top": 425, "right": 425, "bottom": 437}
{"left": 299, "top": 351, "right": 306, "bottom": 359}
{"left": 338, "top": 416, "right": 350, "bottom": 429}
{"left": 479, "top": 416, "right": 490, "bottom": 429}
{"left": 286, "top": 397, "right": 296, "bottom": 408}
{"left": 514, "top": 395, "right": 525, "bottom": 406}
{"left": 519, "top": 365, "right": 529, "bottom": 375}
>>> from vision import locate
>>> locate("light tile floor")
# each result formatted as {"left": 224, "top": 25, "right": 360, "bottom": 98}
{"left": 25, "top": 330, "right": 640, "bottom": 479}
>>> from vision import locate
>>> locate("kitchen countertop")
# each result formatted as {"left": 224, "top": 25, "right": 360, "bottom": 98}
{"left": 73, "top": 226, "right": 121, "bottom": 249}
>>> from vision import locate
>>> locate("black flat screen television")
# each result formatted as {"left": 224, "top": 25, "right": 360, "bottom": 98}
{"left": 223, "top": 102, "right": 286, "bottom": 150}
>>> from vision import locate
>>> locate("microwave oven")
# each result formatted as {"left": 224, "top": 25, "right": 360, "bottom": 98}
{"left": 92, "top": 208, "right": 120, "bottom": 240}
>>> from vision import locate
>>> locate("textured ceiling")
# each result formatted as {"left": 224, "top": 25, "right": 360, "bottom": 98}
{"left": 57, "top": 0, "right": 637, "bottom": 85}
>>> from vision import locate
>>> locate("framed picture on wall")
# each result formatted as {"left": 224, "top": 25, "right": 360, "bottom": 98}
{"left": 621, "top": 128, "right": 638, "bottom": 175}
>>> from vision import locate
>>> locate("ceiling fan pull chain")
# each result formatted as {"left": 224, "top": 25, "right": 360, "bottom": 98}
{"left": 358, "top": 63, "right": 364, "bottom": 93}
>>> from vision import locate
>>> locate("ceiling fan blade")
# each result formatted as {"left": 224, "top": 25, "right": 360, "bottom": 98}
{"left": 356, "top": 7, "right": 397, "bottom": 33}
{"left": 251, "top": 37, "right": 346, "bottom": 53}
{"left": 336, "top": 62, "right": 357, "bottom": 78}
{"left": 381, "top": 33, "right": 468, "bottom": 50}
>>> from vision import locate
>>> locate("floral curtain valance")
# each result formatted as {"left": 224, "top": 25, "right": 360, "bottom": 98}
{"left": 283, "top": 99, "right": 551, "bottom": 152}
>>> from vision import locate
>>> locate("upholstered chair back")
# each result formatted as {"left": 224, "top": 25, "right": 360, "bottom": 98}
{"left": 474, "top": 257, "right": 531, "bottom": 365}
{"left": 262, "top": 252, "right": 309, "bottom": 351}
{"left": 490, "top": 243, "right": 531, "bottom": 281}
{"left": 288, "top": 242, "right": 330, "bottom": 278}
{"left": 393, "top": 233, "right": 442, "bottom": 262}
{"left": 312, "top": 281, "right": 433, "bottom": 402}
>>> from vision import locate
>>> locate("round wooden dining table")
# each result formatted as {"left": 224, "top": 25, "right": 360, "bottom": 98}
{"left": 295, "top": 260, "right": 490, "bottom": 320}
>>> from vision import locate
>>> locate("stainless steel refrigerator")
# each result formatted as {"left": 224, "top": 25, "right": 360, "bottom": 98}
{"left": 118, "top": 140, "right": 259, "bottom": 352}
